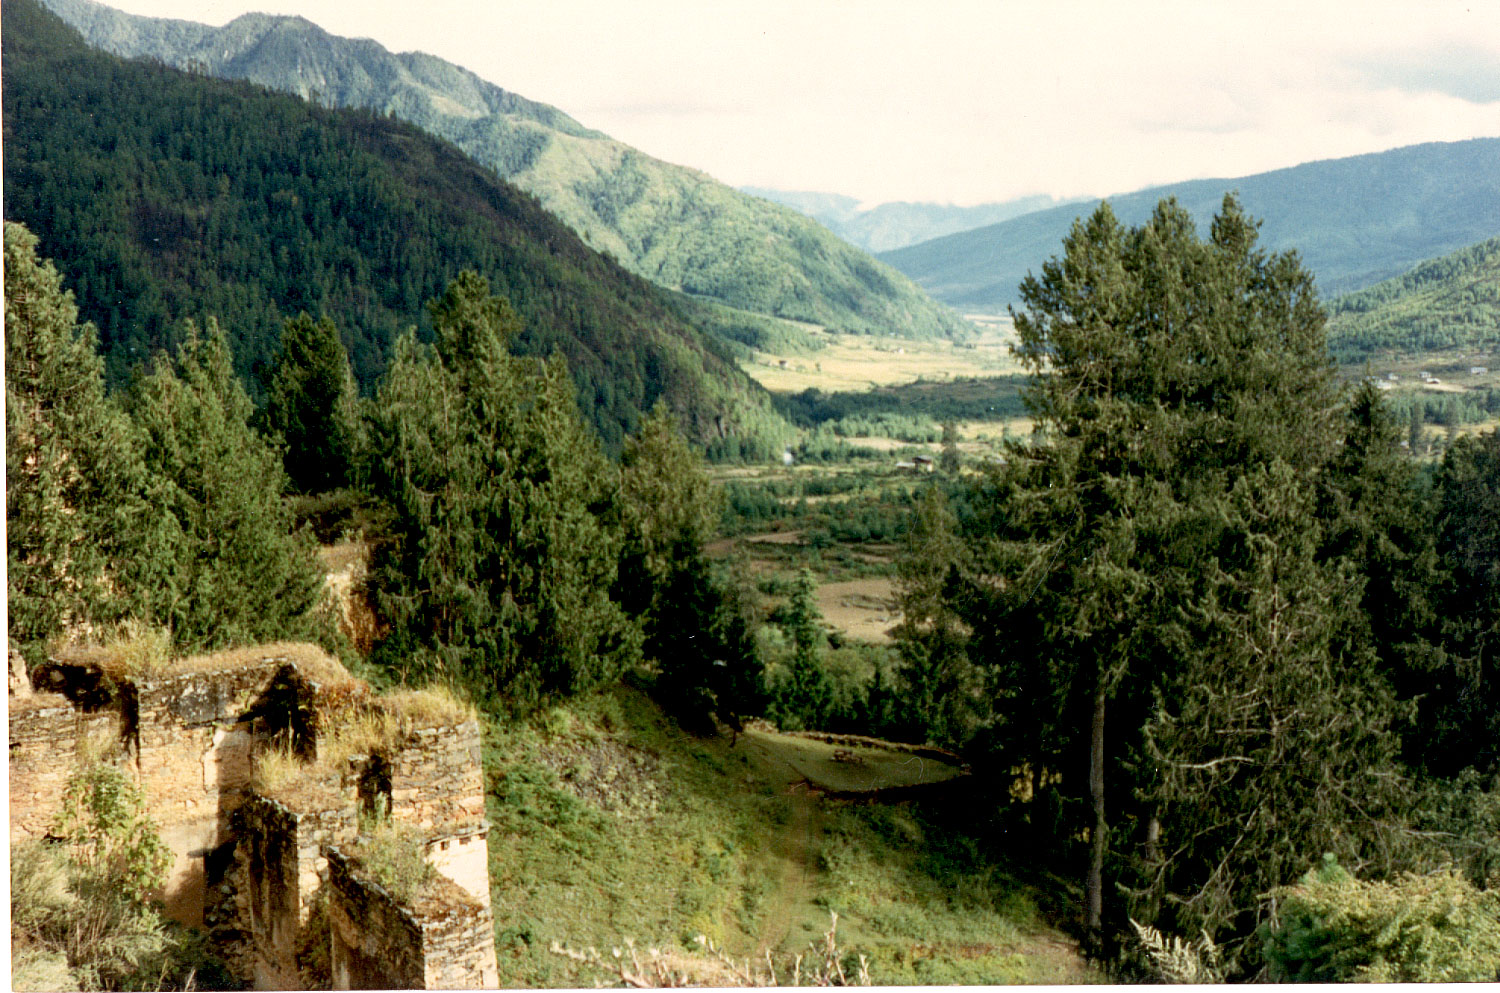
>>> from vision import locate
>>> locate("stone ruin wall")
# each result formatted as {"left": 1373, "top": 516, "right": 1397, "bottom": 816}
{"left": 8, "top": 691, "right": 126, "bottom": 840}
{"left": 135, "top": 660, "right": 288, "bottom": 925}
{"left": 325, "top": 847, "right": 499, "bottom": 990}
{"left": 7, "top": 649, "right": 497, "bottom": 990}
{"left": 389, "top": 721, "right": 487, "bottom": 831}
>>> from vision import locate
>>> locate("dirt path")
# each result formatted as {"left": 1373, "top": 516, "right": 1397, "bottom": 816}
{"left": 741, "top": 734, "right": 824, "bottom": 955}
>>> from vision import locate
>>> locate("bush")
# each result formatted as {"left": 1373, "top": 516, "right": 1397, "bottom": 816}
{"left": 354, "top": 808, "right": 437, "bottom": 904}
{"left": 1261, "top": 854, "right": 1500, "bottom": 982}
{"left": 11, "top": 762, "right": 233, "bottom": 991}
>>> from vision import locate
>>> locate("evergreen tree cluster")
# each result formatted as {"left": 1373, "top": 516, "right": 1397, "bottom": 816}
{"left": 890, "top": 197, "right": 1500, "bottom": 976}
{"left": 7, "top": 221, "right": 767, "bottom": 721}
{"left": 5, "top": 221, "right": 323, "bottom": 656}
{"left": 1328, "top": 236, "right": 1500, "bottom": 359}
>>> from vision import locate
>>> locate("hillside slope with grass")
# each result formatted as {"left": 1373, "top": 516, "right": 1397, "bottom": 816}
{"left": 40, "top": 0, "right": 970, "bottom": 341}
{"left": 481, "top": 687, "right": 1097, "bottom": 986}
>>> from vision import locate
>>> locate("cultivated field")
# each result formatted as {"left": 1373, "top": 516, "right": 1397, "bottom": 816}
{"left": 814, "top": 577, "right": 899, "bottom": 645}
{"left": 740, "top": 322, "right": 1021, "bottom": 393}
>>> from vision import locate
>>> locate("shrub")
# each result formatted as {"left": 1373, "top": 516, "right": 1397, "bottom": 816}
{"left": 11, "top": 763, "right": 229, "bottom": 991}
{"left": 51, "top": 762, "right": 172, "bottom": 905}
{"left": 354, "top": 809, "right": 437, "bottom": 904}
{"left": 1260, "top": 854, "right": 1500, "bottom": 982}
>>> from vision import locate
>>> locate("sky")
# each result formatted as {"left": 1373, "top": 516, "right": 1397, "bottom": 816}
{"left": 101, "top": 0, "right": 1500, "bottom": 207}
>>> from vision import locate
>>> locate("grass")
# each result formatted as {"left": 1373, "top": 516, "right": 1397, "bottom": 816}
{"left": 48, "top": 619, "right": 172, "bottom": 682}
{"left": 349, "top": 814, "right": 439, "bottom": 905}
{"left": 380, "top": 684, "right": 476, "bottom": 728}
{"left": 251, "top": 673, "right": 478, "bottom": 806}
{"left": 482, "top": 685, "right": 1098, "bottom": 986}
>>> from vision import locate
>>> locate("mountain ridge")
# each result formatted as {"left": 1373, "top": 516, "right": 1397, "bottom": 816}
{"left": 2, "top": 0, "right": 786, "bottom": 454}
{"left": 41, "top": 0, "right": 969, "bottom": 340}
{"left": 741, "top": 188, "right": 1087, "bottom": 253}
{"left": 879, "top": 138, "right": 1500, "bottom": 313}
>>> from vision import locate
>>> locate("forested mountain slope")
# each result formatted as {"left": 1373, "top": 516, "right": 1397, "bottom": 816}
{"left": 40, "top": 0, "right": 969, "bottom": 340}
{"left": 1327, "top": 237, "right": 1500, "bottom": 360}
{"left": 2, "top": 0, "right": 784, "bottom": 452}
{"left": 880, "top": 139, "right": 1500, "bottom": 312}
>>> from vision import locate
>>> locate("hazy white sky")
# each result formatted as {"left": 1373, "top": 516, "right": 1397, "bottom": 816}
{"left": 104, "top": 0, "right": 1500, "bottom": 206}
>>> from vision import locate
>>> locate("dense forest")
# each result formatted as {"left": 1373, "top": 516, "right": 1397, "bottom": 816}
{"left": 41, "top": 0, "right": 970, "bottom": 342}
{"left": 1, "top": 0, "right": 789, "bottom": 454}
{"left": 1327, "top": 236, "right": 1500, "bottom": 359}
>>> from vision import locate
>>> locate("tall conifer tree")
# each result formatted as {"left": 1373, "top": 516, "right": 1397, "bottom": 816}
{"left": 952, "top": 196, "right": 1407, "bottom": 963}
{"left": 263, "top": 312, "right": 360, "bottom": 493}
{"left": 128, "top": 320, "right": 324, "bottom": 649}
{"left": 365, "top": 272, "right": 639, "bottom": 706}
{"left": 5, "top": 222, "right": 149, "bottom": 646}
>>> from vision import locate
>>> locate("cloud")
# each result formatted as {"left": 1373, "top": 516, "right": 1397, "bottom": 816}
{"left": 1350, "top": 46, "right": 1500, "bottom": 104}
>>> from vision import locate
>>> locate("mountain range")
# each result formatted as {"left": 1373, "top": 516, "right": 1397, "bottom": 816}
{"left": 38, "top": 0, "right": 968, "bottom": 340}
{"left": 740, "top": 188, "right": 1086, "bottom": 254}
{"left": 2, "top": 0, "right": 786, "bottom": 454}
{"left": 878, "top": 139, "right": 1500, "bottom": 314}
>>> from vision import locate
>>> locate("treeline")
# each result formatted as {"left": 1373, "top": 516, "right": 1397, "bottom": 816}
{"left": 1328, "top": 236, "right": 1500, "bottom": 360}
{"left": 6, "top": 224, "right": 764, "bottom": 729}
{"left": 0, "top": 0, "right": 783, "bottom": 455}
{"left": 775, "top": 377, "right": 1029, "bottom": 430}
{"left": 1385, "top": 388, "right": 1500, "bottom": 430}
{"left": 883, "top": 198, "right": 1500, "bottom": 980}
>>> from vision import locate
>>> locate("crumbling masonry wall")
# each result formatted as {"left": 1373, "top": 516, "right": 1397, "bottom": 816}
{"left": 8, "top": 648, "right": 499, "bottom": 990}
{"left": 240, "top": 789, "right": 359, "bottom": 989}
{"left": 325, "top": 848, "right": 499, "bottom": 990}
{"left": 382, "top": 719, "right": 491, "bottom": 907}
{"left": 8, "top": 692, "right": 127, "bottom": 839}
{"left": 135, "top": 660, "right": 291, "bottom": 925}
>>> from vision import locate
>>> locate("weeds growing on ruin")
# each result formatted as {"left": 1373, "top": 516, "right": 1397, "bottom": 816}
{"left": 353, "top": 801, "right": 438, "bottom": 904}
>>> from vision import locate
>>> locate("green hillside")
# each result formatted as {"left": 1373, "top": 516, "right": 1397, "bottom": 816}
{"left": 482, "top": 685, "right": 1096, "bottom": 986}
{"left": 880, "top": 139, "right": 1500, "bottom": 312}
{"left": 1327, "top": 237, "right": 1500, "bottom": 360}
{"left": 40, "top": 0, "right": 970, "bottom": 341}
{"left": 2, "top": 0, "right": 786, "bottom": 453}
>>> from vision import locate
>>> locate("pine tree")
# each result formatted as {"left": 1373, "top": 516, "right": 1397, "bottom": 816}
{"left": 1427, "top": 429, "right": 1500, "bottom": 774}
{"left": 4, "top": 222, "right": 150, "bottom": 647}
{"left": 950, "top": 196, "right": 1405, "bottom": 960}
{"left": 618, "top": 403, "right": 764, "bottom": 727}
{"left": 127, "top": 320, "right": 324, "bottom": 650}
{"left": 262, "top": 312, "right": 360, "bottom": 493}
{"left": 1140, "top": 462, "right": 1403, "bottom": 956}
{"left": 365, "top": 272, "right": 639, "bottom": 707}
{"left": 939, "top": 420, "right": 961, "bottom": 474}
{"left": 618, "top": 402, "right": 720, "bottom": 634}
{"left": 1317, "top": 382, "right": 1441, "bottom": 751}
{"left": 772, "top": 568, "right": 833, "bottom": 730}
{"left": 893, "top": 485, "right": 980, "bottom": 746}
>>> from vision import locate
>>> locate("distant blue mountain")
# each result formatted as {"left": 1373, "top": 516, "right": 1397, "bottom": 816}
{"left": 879, "top": 139, "right": 1500, "bottom": 313}
{"left": 741, "top": 188, "right": 1084, "bottom": 253}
